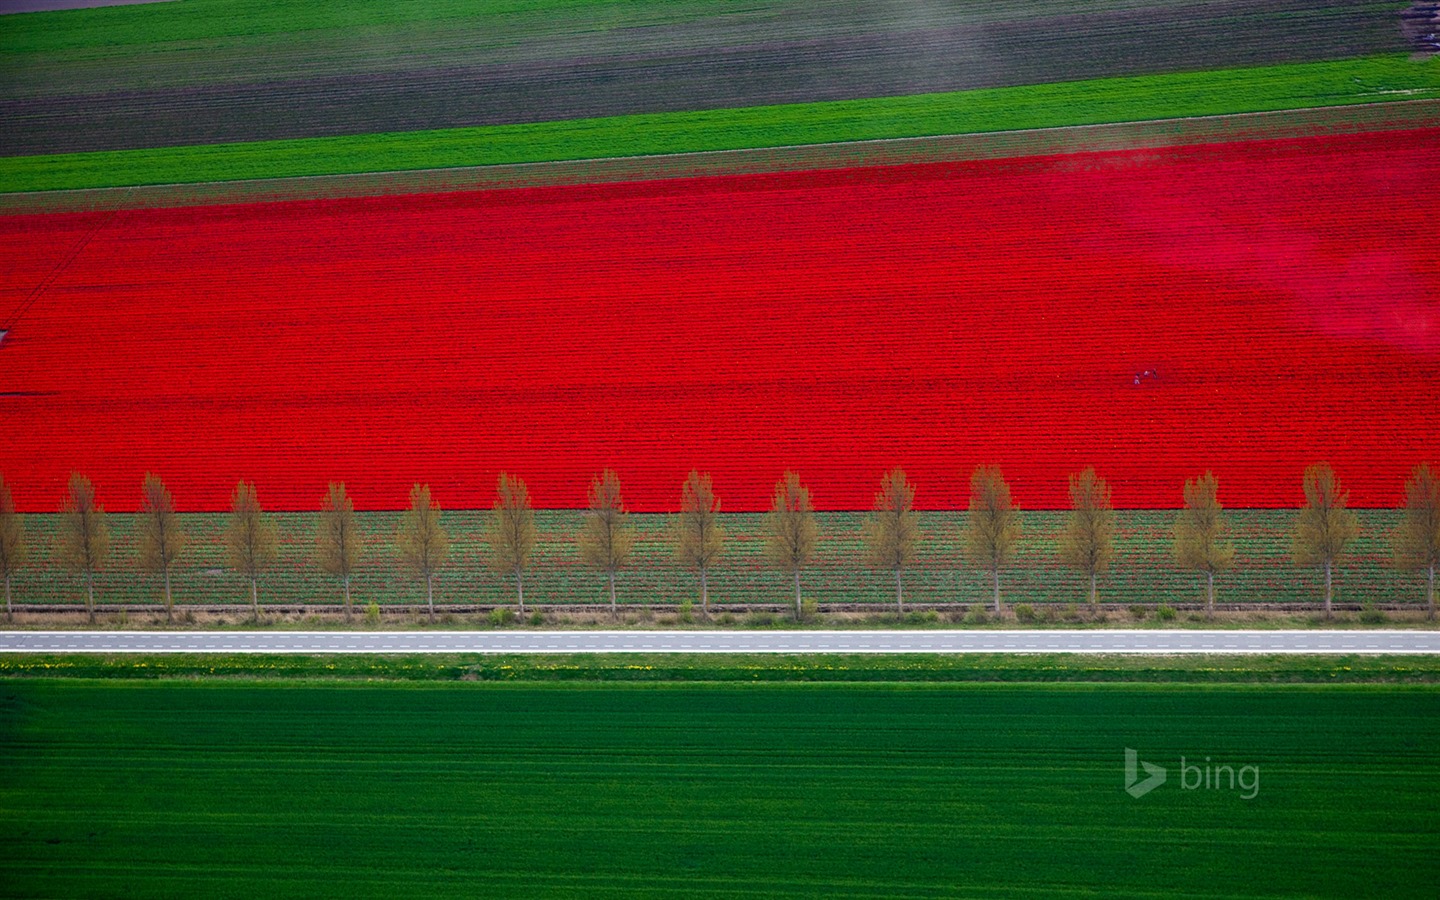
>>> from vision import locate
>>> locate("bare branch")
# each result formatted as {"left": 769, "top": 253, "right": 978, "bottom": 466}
{"left": 225, "top": 481, "right": 278, "bottom": 618}
{"left": 578, "top": 469, "right": 635, "bottom": 610}
{"left": 396, "top": 483, "right": 448, "bottom": 580}
{"left": 1058, "top": 467, "right": 1114, "bottom": 603}
{"left": 138, "top": 473, "right": 185, "bottom": 620}
{"left": 1292, "top": 462, "right": 1360, "bottom": 617}
{"left": 487, "top": 473, "right": 537, "bottom": 612}
{"left": 673, "top": 470, "right": 725, "bottom": 610}
{"left": 1392, "top": 463, "right": 1439, "bottom": 617}
{"left": 964, "top": 466, "right": 1021, "bottom": 612}
{"left": 1172, "top": 471, "right": 1236, "bottom": 612}
{"left": 396, "top": 483, "right": 448, "bottom": 622}
{"left": 1292, "top": 463, "right": 1360, "bottom": 567}
{"left": 674, "top": 470, "right": 724, "bottom": 570}
{"left": 0, "top": 474, "right": 28, "bottom": 620}
{"left": 764, "top": 471, "right": 819, "bottom": 617}
{"left": 862, "top": 467, "right": 921, "bottom": 611}
{"left": 317, "top": 481, "right": 361, "bottom": 615}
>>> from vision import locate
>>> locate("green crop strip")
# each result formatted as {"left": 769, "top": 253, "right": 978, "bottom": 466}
{"left": 0, "top": 0, "right": 762, "bottom": 54}
{"left": 2, "top": 54, "right": 1434, "bottom": 193}
{"left": 1, "top": 680, "right": 1435, "bottom": 897}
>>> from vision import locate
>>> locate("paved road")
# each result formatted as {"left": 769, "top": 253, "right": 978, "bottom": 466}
{"left": 2, "top": 630, "right": 1437, "bottom": 654}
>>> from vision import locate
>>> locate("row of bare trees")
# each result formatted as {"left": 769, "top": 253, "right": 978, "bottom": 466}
{"left": 0, "top": 463, "right": 1436, "bottom": 622}
{"left": 1051, "top": 463, "right": 1434, "bottom": 619}
{"left": 759, "top": 462, "right": 1438, "bottom": 620}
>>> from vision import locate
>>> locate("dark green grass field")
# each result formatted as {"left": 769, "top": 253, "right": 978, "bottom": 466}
{"left": 1, "top": 679, "right": 1436, "bottom": 897}
{"left": 6, "top": 509, "right": 1429, "bottom": 612}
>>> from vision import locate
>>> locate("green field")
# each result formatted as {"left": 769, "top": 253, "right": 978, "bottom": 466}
{"left": 0, "top": 0, "right": 1401, "bottom": 69}
{"left": 1, "top": 679, "right": 1435, "bottom": 897}
{"left": 3, "top": 54, "right": 1434, "bottom": 193}
{"left": 4, "top": 652, "right": 1440, "bottom": 684}
{"left": 5, "top": 509, "right": 1429, "bottom": 613}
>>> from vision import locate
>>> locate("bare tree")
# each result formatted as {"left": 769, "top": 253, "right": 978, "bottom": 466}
{"left": 58, "top": 473, "right": 109, "bottom": 623}
{"left": 1393, "top": 463, "right": 1440, "bottom": 620}
{"left": 862, "top": 467, "right": 921, "bottom": 612}
{"left": 317, "top": 482, "right": 361, "bottom": 621}
{"left": 1293, "top": 463, "right": 1359, "bottom": 619}
{"left": 488, "top": 473, "right": 537, "bottom": 614}
{"left": 964, "top": 466, "right": 1022, "bottom": 614}
{"left": 137, "top": 473, "right": 185, "bottom": 623}
{"left": 578, "top": 469, "right": 636, "bottom": 613}
{"left": 225, "top": 481, "right": 278, "bottom": 620}
{"left": 674, "top": 470, "right": 724, "bottom": 614}
{"left": 0, "top": 475, "right": 27, "bottom": 622}
{"left": 764, "top": 471, "right": 819, "bottom": 619}
{"left": 396, "top": 483, "right": 449, "bottom": 623}
{"left": 1172, "top": 472, "right": 1235, "bottom": 617}
{"left": 1058, "top": 467, "right": 1114, "bottom": 604}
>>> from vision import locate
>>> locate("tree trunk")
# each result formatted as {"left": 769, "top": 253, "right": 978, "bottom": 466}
{"left": 793, "top": 570, "right": 802, "bottom": 619}
{"left": 1207, "top": 570, "right": 1215, "bottom": 617}
{"left": 86, "top": 569, "right": 95, "bottom": 624}
{"left": 516, "top": 569, "right": 525, "bottom": 615}
{"left": 992, "top": 567, "right": 1001, "bottom": 615}
{"left": 700, "top": 567, "right": 709, "bottom": 615}
{"left": 251, "top": 575, "right": 259, "bottom": 620}
{"left": 1321, "top": 559, "right": 1334, "bottom": 618}
{"left": 1089, "top": 572, "right": 1098, "bottom": 606}
{"left": 164, "top": 567, "right": 173, "bottom": 624}
{"left": 5, "top": 573, "right": 11, "bottom": 622}
{"left": 608, "top": 570, "right": 617, "bottom": 613}
{"left": 426, "top": 573, "right": 434, "bottom": 623}
{"left": 343, "top": 574, "right": 352, "bottom": 621}
{"left": 895, "top": 567, "right": 903, "bottom": 613}
{"left": 1428, "top": 564, "right": 1435, "bottom": 621}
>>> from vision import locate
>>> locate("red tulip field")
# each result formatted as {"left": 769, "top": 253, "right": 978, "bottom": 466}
{"left": 2, "top": 128, "right": 1436, "bottom": 515}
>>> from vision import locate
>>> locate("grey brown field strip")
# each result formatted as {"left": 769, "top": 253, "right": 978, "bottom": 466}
{"left": 3, "top": 629, "right": 1439, "bottom": 654}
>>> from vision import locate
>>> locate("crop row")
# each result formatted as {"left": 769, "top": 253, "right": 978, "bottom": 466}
{"left": 6, "top": 509, "right": 1427, "bottom": 609}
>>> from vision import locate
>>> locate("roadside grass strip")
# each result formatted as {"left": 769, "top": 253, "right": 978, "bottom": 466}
{"left": 4, "top": 652, "right": 1440, "bottom": 682}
